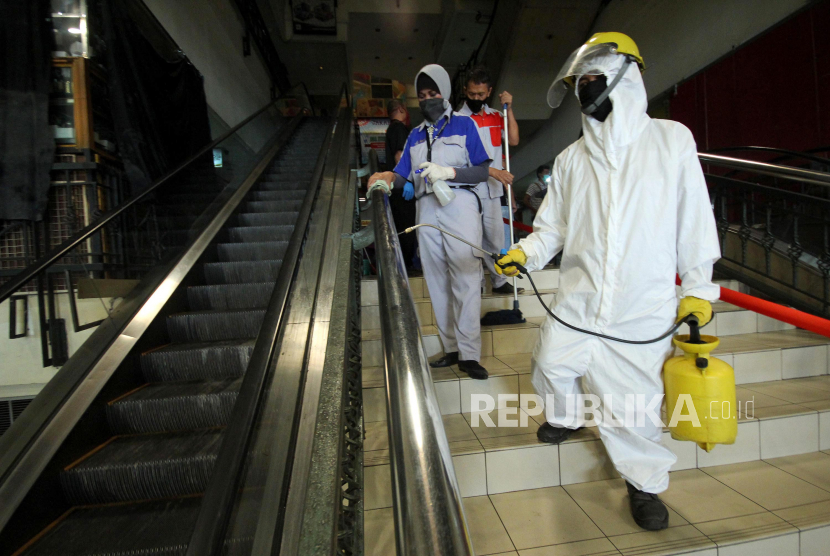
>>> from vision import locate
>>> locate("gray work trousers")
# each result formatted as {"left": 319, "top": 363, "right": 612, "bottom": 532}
{"left": 416, "top": 187, "right": 484, "bottom": 361}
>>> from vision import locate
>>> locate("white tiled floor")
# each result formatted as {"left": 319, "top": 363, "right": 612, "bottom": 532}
{"left": 800, "top": 525, "right": 830, "bottom": 556}
{"left": 782, "top": 345, "right": 829, "bottom": 379}
{"left": 485, "top": 444, "right": 559, "bottom": 494}
{"left": 733, "top": 350, "right": 782, "bottom": 384}
{"left": 759, "top": 412, "right": 819, "bottom": 459}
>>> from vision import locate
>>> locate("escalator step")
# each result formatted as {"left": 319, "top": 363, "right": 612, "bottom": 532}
{"left": 224, "top": 225, "right": 295, "bottom": 243}
{"left": 244, "top": 200, "right": 303, "bottom": 213}
{"left": 141, "top": 340, "right": 254, "bottom": 382}
{"left": 107, "top": 379, "right": 241, "bottom": 434}
{"left": 61, "top": 430, "right": 223, "bottom": 505}
{"left": 18, "top": 498, "right": 201, "bottom": 556}
{"left": 216, "top": 241, "right": 288, "bottom": 262}
{"left": 167, "top": 309, "right": 265, "bottom": 343}
{"left": 187, "top": 282, "right": 274, "bottom": 310}
{"left": 234, "top": 211, "right": 298, "bottom": 227}
{"left": 249, "top": 190, "right": 307, "bottom": 201}
{"left": 162, "top": 193, "right": 222, "bottom": 205}
{"left": 256, "top": 181, "right": 309, "bottom": 192}
{"left": 203, "top": 260, "right": 282, "bottom": 284}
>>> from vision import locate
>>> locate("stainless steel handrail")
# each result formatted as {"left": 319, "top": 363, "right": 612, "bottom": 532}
{"left": 698, "top": 152, "right": 830, "bottom": 187}
{"left": 371, "top": 189, "right": 474, "bottom": 556}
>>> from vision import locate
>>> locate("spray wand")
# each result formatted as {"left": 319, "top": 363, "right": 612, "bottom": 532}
{"left": 398, "top": 224, "right": 693, "bottom": 345}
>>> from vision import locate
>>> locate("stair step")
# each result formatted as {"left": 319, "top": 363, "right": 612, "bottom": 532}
{"left": 141, "top": 339, "right": 254, "bottom": 382}
{"left": 234, "top": 211, "right": 299, "bottom": 227}
{"left": 249, "top": 189, "right": 307, "bottom": 201}
{"left": 364, "top": 453, "right": 830, "bottom": 556}
{"left": 17, "top": 498, "right": 202, "bottom": 556}
{"left": 244, "top": 200, "right": 303, "bottom": 213}
{"left": 107, "top": 379, "right": 241, "bottom": 434}
{"left": 257, "top": 180, "right": 311, "bottom": 191}
{"left": 222, "top": 225, "right": 295, "bottom": 243}
{"left": 61, "top": 430, "right": 223, "bottom": 504}
{"left": 167, "top": 308, "right": 265, "bottom": 343}
{"left": 363, "top": 374, "right": 830, "bottom": 496}
{"left": 216, "top": 240, "right": 288, "bottom": 262}
{"left": 203, "top": 260, "right": 282, "bottom": 284}
{"left": 187, "top": 282, "right": 275, "bottom": 310}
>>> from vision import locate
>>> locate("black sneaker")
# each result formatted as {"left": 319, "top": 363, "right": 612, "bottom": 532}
{"left": 626, "top": 481, "right": 669, "bottom": 531}
{"left": 491, "top": 283, "right": 525, "bottom": 295}
{"left": 536, "top": 423, "right": 579, "bottom": 444}
{"left": 430, "top": 352, "right": 459, "bottom": 368}
{"left": 458, "top": 360, "right": 488, "bottom": 380}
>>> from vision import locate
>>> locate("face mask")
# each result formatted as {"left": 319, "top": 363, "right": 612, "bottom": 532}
{"left": 419, "top": 98, "right": 445, "bottom": 123}
{"left": 466, "top": 98, "right": 484, "bottom": 113}
{"left": 578, "top": 75, "right": 613, "bottom": 122}
{"left": 544, "top": 174, "right": 551, "bottom": 185}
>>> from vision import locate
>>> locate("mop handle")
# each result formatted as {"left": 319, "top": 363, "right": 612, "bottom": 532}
{"left": 503, "top": 103, "right": 519, "bottom": 298}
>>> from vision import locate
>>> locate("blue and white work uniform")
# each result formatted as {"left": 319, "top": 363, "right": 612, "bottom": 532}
{"left": 393, "top": 104, "right": 491, "bottom": 362}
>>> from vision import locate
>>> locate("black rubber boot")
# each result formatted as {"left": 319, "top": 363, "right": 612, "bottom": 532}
{"left": 626, "top": 481, "right": 669, "bottom": 531}
{"left": 430, "top": 352, "right": 459, "bottom": 368}
{"left": 458, "top": 360, "right": 488, "bottom": 380}
{"left": 491, "top": 283, "right": 525, "bottom": 295}
{"left": 536, "top": 423, "right": 580, "bottom": 444}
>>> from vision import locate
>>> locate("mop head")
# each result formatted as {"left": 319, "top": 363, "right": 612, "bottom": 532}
{"left": 481, "top": 308, "right": 526, "bottom": 326}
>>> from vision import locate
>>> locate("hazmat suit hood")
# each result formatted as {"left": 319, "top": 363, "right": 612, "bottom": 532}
{"left": 579, "top": 54, "right": 649, "bottom": 159}
{"left": 415, "top": 64, "right": 452, "bottom": 112}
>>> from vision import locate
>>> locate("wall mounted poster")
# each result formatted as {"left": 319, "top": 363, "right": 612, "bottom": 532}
{"left": 291, "top": 1, "right": 336, "bottom": 35}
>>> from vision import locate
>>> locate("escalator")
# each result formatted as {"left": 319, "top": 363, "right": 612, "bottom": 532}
{"left": 3, "top": 118, "right": 332, "bottom": 555}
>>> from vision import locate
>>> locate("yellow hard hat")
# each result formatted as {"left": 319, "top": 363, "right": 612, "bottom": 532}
{"left": 584, "top": 32, "right": 644, "bottom": 70}
{"left": 547, "top": 32, "right": 645, "bottom": 108}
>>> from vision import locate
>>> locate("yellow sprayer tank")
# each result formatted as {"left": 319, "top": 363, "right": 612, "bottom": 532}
{"left": 663, "top": 322, "right": 737, "bottom": 452}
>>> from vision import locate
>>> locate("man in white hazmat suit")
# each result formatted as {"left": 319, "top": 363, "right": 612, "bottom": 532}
{"left": 496, "top": 32, "right": 720, "bottom": 530}
{"left": 368, "top": 64, "right": 493, "bottom": 380}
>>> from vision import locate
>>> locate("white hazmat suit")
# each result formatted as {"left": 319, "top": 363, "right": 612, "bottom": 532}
{"left": 517, "top": 53, "right": 721, "bottom": 493}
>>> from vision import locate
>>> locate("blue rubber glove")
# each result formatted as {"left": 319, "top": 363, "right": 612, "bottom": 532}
{"left": 403, "top": 182, "right": 415, "bottom": 201}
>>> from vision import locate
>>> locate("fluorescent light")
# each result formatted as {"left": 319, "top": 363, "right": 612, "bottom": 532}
{"left": 68, "top": 27, "right": 82, "bottom": 34}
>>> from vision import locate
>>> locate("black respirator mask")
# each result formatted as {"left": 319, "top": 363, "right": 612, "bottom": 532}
{"left": 419, "top": 98, "right": 446, "bottom": 123}
{"left": 465, "top": 98, "right": 485, "bottom": 113}
{"left": 578, "top": 75, "right": 613, "bottom": 122}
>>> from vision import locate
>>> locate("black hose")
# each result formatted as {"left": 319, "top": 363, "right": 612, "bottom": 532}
{"left": 503, "top": 261, "right": 694, "bottom": 345}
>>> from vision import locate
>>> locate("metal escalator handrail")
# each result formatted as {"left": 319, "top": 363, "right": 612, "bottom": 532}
{"left": 371, "top": 189, "right": 474, "bottom": 556}
{"left": 0, "top": 114, "right": 304, "bottom": 535}
{"left": 705, "top": 146, "right": 830, "bottom": 167}
{"left": 185, "top": 84, "right": 349, "bottom": 556}
{"left": 698, "top": 152, "right": 830, "bottom": 187}
{"left": 0, "top": 83, "right": 305, "bottom": 305}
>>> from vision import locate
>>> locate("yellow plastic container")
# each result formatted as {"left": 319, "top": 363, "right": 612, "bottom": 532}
{"left": 663, "top": 333, "right": 737, "bottom": 452}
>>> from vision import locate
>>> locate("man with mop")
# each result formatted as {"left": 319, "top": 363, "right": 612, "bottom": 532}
{"left": 496, "top": 33, "right": 720, "bottom": 530}
{"left": 457, "top": 65, "right": 523, "bottom": 295}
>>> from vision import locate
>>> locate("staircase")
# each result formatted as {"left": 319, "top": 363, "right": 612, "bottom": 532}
{"left": 361, "top": 269, "right": 830, "bottom": 556}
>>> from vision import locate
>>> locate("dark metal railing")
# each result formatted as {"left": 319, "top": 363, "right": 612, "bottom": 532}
{"left": 707, "top": 146, "right": 830, "bottom": 167}
{"left": 701, "top": 153, "right": 830, "bottom": 315}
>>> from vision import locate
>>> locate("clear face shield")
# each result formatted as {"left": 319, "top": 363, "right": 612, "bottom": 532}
{"left": 546, "top": 43, "right": 621, "bottom": 109}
